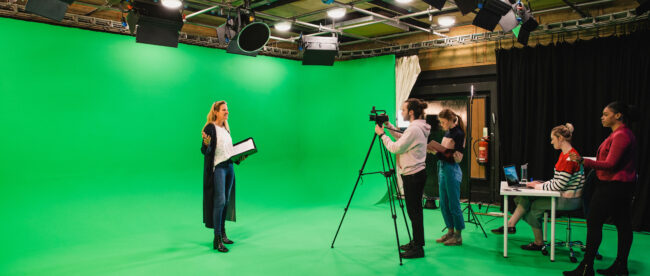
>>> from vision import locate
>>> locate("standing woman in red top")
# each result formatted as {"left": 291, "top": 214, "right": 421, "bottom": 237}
{"left": 565, "top": 102, "right": 639, "bottom": 276}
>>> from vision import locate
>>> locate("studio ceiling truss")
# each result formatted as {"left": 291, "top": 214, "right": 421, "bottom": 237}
{"left": 0, "top": 0, "right": 645, "bottom": 60}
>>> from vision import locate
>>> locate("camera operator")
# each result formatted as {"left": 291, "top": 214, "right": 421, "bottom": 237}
{"left": 375, "top": 98, "right": 430, "bottom": 259}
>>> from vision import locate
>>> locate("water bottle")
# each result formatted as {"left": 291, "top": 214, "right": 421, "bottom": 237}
{"left": 521, "top": 163, "right": 528, "bottom": 183}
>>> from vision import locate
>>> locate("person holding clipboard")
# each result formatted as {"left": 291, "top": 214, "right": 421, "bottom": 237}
{"left": 427, "top": 109, "right": 466, "bottom": 246}
{"left": 201, "top": 100, "right": 248, "bottom": 253}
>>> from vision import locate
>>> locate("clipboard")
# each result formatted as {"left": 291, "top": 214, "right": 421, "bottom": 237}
{"left": 231, "top": 137, "right": 257, "bottom": 161}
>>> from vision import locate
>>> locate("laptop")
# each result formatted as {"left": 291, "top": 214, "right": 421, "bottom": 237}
{"left": 503, "top": 165, "right": 530, "bottom": 188}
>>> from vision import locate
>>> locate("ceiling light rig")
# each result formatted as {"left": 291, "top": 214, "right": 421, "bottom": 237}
{"left": 25, "top": 0, "right": 75, "bottom": 21}
{"left": 438, "top": 16, "right": 455, "bottom": 27}
{"left": 216, "top": 8, "right": 270, "bottom": 57}
{"left": 126, "top": 0, "right": 184, "bottom": 47}
{"left": 161, "top": 0, "right": 182, "bottom": 9}
{"left": 327, "top": 7, "right": 346, "bottom": 19}
{"left": 274, "top": 21, "right": 292, "bottom": 32}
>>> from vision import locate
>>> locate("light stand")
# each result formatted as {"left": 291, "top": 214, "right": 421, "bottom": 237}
{"left": 463, "top": 84, "right": 488, "bottom": 237}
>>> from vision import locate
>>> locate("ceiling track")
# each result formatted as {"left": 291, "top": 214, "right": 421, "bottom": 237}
{"left": 339, "top": 9, "right": 648, "bottom": 59}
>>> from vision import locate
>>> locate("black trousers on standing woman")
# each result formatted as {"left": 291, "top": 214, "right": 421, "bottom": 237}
{"left": 583, "top": 179, "right": 634, "bottom": 265}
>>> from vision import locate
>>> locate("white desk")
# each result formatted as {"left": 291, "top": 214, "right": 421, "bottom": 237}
{"left": 500, "top": 181, "right": 561, "bottom": 261}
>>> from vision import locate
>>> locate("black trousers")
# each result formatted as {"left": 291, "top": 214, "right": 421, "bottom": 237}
{"left": 583, "top": 179, "right": 634, "bottom": 264}
{"left": 402, "top": 169, "right": 427, "bottom": 247}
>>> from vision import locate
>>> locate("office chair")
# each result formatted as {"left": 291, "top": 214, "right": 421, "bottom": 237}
{"left": 541, "top": 168, "right": 602, "bottom": 262}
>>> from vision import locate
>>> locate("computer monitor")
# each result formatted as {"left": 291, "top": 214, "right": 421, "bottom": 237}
{"left": 503, "top": 165, "right": 520, "bottom": 186}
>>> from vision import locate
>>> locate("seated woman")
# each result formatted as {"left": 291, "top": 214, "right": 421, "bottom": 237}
{"left": 491, "top": 123, "right": 585, "bottom": 250}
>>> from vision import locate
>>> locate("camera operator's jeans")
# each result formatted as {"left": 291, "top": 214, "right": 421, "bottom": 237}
{"left": 438, "top": 160, "right": 465, "bottom": 231}
{"left": 213, "top": 160, "right": 234, "bottom": 237}
{"left": 402, "top": 169, "right": 427, "bottom": 247}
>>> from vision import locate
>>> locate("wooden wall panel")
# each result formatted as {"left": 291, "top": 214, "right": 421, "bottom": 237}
{"left": 470, "top": 97, "right": 486, "bottom": 179}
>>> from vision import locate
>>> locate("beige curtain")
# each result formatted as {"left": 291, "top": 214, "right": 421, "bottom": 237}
{"left": 394, "top": 55, "right": 421, "bottom": 196}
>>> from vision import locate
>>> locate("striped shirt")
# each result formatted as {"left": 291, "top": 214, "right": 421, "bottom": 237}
{"left": 540, "top": 148, "right": 585, "bottom": 198}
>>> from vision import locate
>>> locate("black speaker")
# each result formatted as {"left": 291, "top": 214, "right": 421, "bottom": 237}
{"left": 126, "top": 1, "right": 184, "bottom": 48}
{"left": 422, "top": 0, "right": 446, "bottom": 10}
{"left": 25, "top": 0, "right": 74, "bottom": 21}
{"left": 226, "top": 22, "right": 270, "bottom": 57}
{"left": 301, "top": 36, "right": 338, "bottom": 66}
{"left": 454, "top": 0, "right": 478, "bottom": 15}
{"left": 472, "top": 0, "right": 512, "bottom": 31}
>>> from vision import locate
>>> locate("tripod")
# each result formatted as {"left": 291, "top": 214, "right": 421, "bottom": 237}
{"left": 462, "top": 85, "right": 487, "bottom": 237}
{"left": 331, "top": 132, "right": 412, "bottom": 265}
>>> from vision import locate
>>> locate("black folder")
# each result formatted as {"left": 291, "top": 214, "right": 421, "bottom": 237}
{"left": 231, "top": 137, "right": 257, "bottom": 161}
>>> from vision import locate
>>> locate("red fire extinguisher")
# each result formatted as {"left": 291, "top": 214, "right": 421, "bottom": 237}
{"left": 475, "top": 136, "right": 489, "bottom": 165}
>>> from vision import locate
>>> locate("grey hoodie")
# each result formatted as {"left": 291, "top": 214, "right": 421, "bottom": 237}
{"left": 381, "top": 119, "right": 431, "bottom": 175}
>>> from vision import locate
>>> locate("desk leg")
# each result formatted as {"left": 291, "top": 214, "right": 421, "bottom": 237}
{"left": 551, "top": 197, "right": 556, "bottom": 262}
{"left": 504, "top": 195, "right": 508, "bottom": 258}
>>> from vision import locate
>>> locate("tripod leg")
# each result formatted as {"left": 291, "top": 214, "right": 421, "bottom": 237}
{"left": 384, "top": 168, "right": 403, "bottom": 265}
{"left": 461, "top": 199, "right": 488, "bottom": 238}
{"left": 381, "top": 144, "right": 411, "bottom": 241}
{"left": 331, "top": 134, "right": 378, "bottom": 248}
{"left": 393, "top": 178, "right": 412, "bottom": 241}
{"left": 461, "top": 203, "right": 475, "bottom": 223}
{"left": 468, "top": 204, "right": 488, "bottom": 238}
{"left": 377, "top": 136, "right": 403, "bottom": 265}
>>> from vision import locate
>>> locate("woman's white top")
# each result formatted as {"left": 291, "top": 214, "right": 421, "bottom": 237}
{"left": 213, "top": 124, "right": 234, "bottom": 167}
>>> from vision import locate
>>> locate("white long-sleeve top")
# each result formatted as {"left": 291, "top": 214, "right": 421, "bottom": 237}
{"left": 213, "top": 124, "right": 235, "bottom": 167}
{"left": 381, "top": 119, "right": 431, "bottom": 175}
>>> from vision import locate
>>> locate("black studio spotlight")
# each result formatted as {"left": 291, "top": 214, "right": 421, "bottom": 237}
{"left": 216, "top": 10, "right": 270, "bottom": 57}
{"left": 636, "top": 0, "right": 650, "bottom": 15}
{"left": 126, "top": 0, "right": 184, "bottom": 48}
{"left": 422, "top": 0, "right": 446, "bottom": 10}
{"left": 454, "top": 0, "right": 479, "bottom": 15}
{"left": 25, "top": 0, "right": 74, "bottom": 21}
{"left": 300, "top": 35, "right": 339, "bottom": 66}
{"left": 472, "top": 0, "right": 512, "bottom": 31}
{"left": 498, "top": 0, "right": 519, "bottom": 33}
{"left": 512, "top": 1, "right": 538, "bottom": 46}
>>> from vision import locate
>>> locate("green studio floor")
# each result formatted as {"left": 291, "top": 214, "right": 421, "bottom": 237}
{"left": 1, "top": 171, "right": 648, "bottom": 276}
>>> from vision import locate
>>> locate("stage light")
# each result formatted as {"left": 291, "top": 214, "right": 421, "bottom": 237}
{"left": 217, "top": 11, "right": 270, "bottom": 57}
{"left": 327, "top": 7, "right": 346, "bottom": 19}
{"left": 161, "top": 0, "right": 182, "bottom": 9}
{"left": 472, "top": 0, "right": 512, "bottom": 31}
{"left": 395, "top": 0, "right": 413, "bottom": 3}
{"left": 423, "top": 0, "right": 446, "bottom": 10}
{"left": 512, "top": 1, "right": 538, "bottom": 45}
{"left": 437, "top": 16, "right": 455, "bottom": 27}
{"left": 637, "top": 0, "right": 650, "bottom": 15}
{"left": 25, "top": 0, "right": 74, "bottom": 21}
{"left": 126, "top": 0, "right": 184, "bottom": 48}
{"left": 454, "top": 0, "right": 479, "bottom": 15}
{"left": 301, "top": 36, "right": 339, "bottom": 66}
{"left": 498, "top": 2, "right": 519, "bottom": 33}
{"left": 275, "top": 21, "right": 292, "bottom": 32}
{"left": 227, "top": 22, "right": 270, "bottom": 56}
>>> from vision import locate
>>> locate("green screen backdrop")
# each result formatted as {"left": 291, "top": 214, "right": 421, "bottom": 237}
{"left": 0, "top": 17, "right": 395, "bottom": 274}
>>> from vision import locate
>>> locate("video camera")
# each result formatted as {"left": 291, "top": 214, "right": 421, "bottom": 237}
{"left": 369, "top": 106, "right": 389, "bottom": 126}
